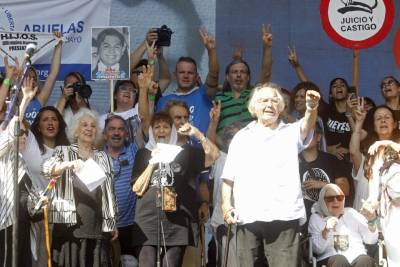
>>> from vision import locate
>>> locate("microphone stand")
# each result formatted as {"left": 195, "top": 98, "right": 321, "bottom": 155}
{"left": 8, "top": 59, "right": 31, "bottom": 267}
{"left": 156, "top": 161, "right": 166, "bottom": 267}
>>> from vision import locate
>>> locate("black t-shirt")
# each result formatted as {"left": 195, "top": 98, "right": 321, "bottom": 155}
{"left": 299, "top": 151, "right": 353, "bottom": 218}
{"left": 321, "top": 105, "right": 351, "bottom": 149}
{"left": 132, "top": 144, "right": 206, "bottom": 219}
{"left": 131, "top": 145, "right": 206, "bottom": 246}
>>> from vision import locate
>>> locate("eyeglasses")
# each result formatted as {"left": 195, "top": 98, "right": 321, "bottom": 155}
{"left": 18, "top": 129, "right": 29, "bottom": 137}
{"left": 381, "top": 80, "right": 395, "bottom": 88}
{"left": 118, "top": 86, "right": 138, "bottom": 94}
{"left": 324, "top": 195, "right": 345, "bottom": 203}
{"left": 131, "top": 70, "right": 143, "bottom": 75}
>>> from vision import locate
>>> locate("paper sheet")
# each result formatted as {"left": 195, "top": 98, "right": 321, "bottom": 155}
{"left": 149, "top": 143, "right": 183, "bottom": 164}
{"left": 75, "top": 158, "right": 106, "bottom": 191}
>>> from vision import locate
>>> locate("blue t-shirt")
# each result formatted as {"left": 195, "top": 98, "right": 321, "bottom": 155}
{"left": 106, "top": 143, "right": 138, "bottom": 228}
{"left": 25, "top": 97, "right": 42, "bottom": 125}
{"left": 156, "top": 85, "right": 212, "bottom": 134}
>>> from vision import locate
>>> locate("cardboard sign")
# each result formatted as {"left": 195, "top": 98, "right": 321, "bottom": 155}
{"left": 320, "top": 0, "right": 394, "bottom": 49}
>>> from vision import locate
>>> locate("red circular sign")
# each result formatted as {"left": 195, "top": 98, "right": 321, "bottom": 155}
{"left": 395, "top": 27, "right": 400, "bottom": 67}
{"left": 320, "top": 0, "right": 395, "bottom": 49}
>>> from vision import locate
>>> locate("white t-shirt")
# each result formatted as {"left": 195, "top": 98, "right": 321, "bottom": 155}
{"left": 22, "top": 131, "right": 54, "bottom": 192}
{"left": 98, "top": 104, "right": 142, "bottom": 146}
{"left": 221, "top": 120, "right": 313, "bottom": 224}
{"left": 98, "top": 104, "right": 139, "bottom": 130}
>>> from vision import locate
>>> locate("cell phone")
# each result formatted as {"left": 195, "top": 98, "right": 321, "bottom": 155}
{"left": 348, "top": 86, "right": 357, "bottom": 100}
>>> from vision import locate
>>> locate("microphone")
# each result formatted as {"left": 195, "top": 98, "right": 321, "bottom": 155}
{"left": 24, "top": 43, "right": 36, "bottom": 61}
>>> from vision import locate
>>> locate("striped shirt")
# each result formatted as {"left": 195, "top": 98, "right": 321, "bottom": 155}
{"left": 0, "top": 117, "right": 27, "bottom": 230}
{"left": 42, "top": 144, "right": 117, "bottom": 232}
{"left": 214, "top": 88, "right": 254, "bottom": 134}
{"left": 105, "top": 143, "right": 138, "bottom": 228}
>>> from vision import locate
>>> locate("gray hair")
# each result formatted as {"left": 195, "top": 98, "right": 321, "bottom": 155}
{"left": 247, "top": 83, "right": 285, "bottom": 118}
{"left": 67, "top": 108, "right": 101, "bottom": 144}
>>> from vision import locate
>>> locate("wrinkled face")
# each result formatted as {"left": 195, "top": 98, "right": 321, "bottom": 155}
{"left": 324, "top": 188, "right": 345, "bottom": 217}
{"left": 374, "top": 107, "right": 396, "bottom": 139}
{"left": 330, "top": 79, "right": 348, "bottom": 101}
{"left": 18, "top": 124, "right": 29, "bottom": 152}
{"left": 76, "top": 115, "right": 97, "bottom": 144}
{"left": 381, "top": 77, "right": 400, "bottom": 100}
{"left": 115, "top": 83, "right": 137, "bottom": 108}
{"left": 226, "top": 63, "right": 250, "bottom": 93}
{"left": 104, "top": 118, "right": 127, "bottom": 149}
{"left": 169, "top": 105, "right": 189, "bottom": 130}
{"left": 99, "top": 35, "right": 125, "bottom": 66}
{"left": 294, "top": 88, "right": 306, "bottom": 113}
{"left": 254, "top": 88, "right": 280, "bottom": 126}
{"left": 38, "top": 110, "right": 60, "bottom": 140}
{"left": 175, "top": 62, "right": 198, "bottom": 91}
{"left": 152, "top": 120, "right": 172, "bottom": 143}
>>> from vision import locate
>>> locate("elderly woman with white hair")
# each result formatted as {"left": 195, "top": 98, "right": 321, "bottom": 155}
{"left": 221, "top": 83, "right": 320, "bottom": 266}
{"left": 42, "top": 108, "right": 117, "bottom": 267}
{"left": 308, "top": 184, "right": 377, "bottom": 267}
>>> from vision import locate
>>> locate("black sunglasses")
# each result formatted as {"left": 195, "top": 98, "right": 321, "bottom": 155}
{"left": 324, "top": 195, "right": 345, "bottom": 203}
{"left": 18, "top": 129, "right": 29, "bottom": 137}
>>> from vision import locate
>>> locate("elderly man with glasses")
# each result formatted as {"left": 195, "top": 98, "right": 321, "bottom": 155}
{"left": 221, "top": 82, "right": 320, "bottom": 267}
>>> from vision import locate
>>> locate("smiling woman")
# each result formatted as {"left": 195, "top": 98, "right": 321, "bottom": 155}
{"left": 42, "top": 108, "right": 118, "bottom": 266}
{"left": 22, "top": 106, "right": 70, "bottom": 267}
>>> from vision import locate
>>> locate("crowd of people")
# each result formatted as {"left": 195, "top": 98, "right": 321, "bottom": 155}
{"left": 0, "top": 25, "right": 399, "bottom": 267}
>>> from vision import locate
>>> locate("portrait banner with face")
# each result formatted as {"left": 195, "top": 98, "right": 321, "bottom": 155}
{"left": 0, "top": 0, "right": 111, "bottom": 81}
{"left": 91, "top": 26, "right": 130, "bottom": 80}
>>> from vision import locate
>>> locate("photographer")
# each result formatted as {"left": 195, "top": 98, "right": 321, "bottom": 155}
{"left": 56, "top": 72, "right": 93, "bottom": 127}
{"left": 130, "top": 27, "right": 171, "bottom": 93}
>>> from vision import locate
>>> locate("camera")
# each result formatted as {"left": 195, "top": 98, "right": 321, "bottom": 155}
{"left": 69, "top": 82, "right": 92, "bottom": 99}
{"left": 155, "top": 25, "right": 173, "bottom": 47}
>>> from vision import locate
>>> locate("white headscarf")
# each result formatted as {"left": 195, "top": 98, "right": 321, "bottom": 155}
{"left": 312, "top": 183, "right": 345, "bottom": 217}
{"left": 145, "top": 125, "right": 178, "bottom": 151}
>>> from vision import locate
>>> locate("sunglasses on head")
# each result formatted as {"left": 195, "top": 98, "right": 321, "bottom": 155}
{"left": 18, "top": 129, "right": 28, "bottom": 137}
{"left": 324, "top": 195, "right": 345, "bottom": 203}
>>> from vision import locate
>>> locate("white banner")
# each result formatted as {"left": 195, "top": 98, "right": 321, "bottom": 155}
{"left": 0, "top": 31, "right": 63, "bottom": 64}
{"left": 0, "top": 0, "right": 111, "bottom": 80}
